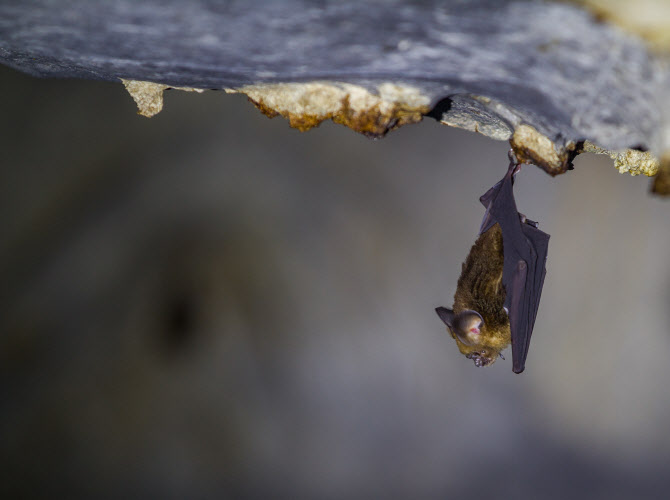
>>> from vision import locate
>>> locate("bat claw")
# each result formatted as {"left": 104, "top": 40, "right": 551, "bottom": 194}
{"left": 508, "top": 149, "right": 522, "bottom": 176}
{"left": 507, "top": 149, "right": 518, "bottom": 165}
{"left": 519, "top": 213, "right": 539, "bottom": 228}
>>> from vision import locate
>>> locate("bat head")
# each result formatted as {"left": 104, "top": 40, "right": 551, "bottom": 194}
{"left": 435, "top": 307, "right": 484, "bottom": 346}
{"left": 435, "top": 306, "right": 508, "bottom": 368}
{"left": 465, "top": 349, "right": 501, "bottom": 367}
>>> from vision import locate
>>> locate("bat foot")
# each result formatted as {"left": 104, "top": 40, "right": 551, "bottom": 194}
{"left": 507, "top": 149, "right": 523, "bottom": 177}
{"left": 507, "top": 149, "right": 518, "bottom": 165}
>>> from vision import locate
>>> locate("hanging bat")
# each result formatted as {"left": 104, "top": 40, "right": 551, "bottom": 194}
{"left": 435, "top": 150, "right": 549, "bottom": 373}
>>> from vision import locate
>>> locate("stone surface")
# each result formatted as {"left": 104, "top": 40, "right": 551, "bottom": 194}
{"left": 1, "top": 0, "right": 669, "bottom": 181}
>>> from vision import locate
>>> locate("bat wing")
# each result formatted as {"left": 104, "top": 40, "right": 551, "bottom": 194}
{"left": 479, "top": 158, "right": 550, "bottom": 373}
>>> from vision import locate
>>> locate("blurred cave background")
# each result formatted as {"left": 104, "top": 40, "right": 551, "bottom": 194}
{"left": 1, "top": 63, "right": 670, "bottom": 498}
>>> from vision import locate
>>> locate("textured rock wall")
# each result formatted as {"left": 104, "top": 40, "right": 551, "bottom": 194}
{"left": 2, "top": 1, "right": 670, "bottom": 191}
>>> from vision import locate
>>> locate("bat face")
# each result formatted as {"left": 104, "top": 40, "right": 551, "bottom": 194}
{"left": 436, "top": 224, "right": 511, "bottom": 368}
{"left": 435, "top": 151, "right": 549, "bottom": 373}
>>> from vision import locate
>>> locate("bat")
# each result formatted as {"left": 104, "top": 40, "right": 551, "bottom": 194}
{"left": 435, "top": 150, "right": 549, "bottom": 373}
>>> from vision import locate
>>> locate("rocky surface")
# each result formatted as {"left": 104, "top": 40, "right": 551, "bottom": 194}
{"left": 1, "top": 0, "right": 670, "bottom": 187}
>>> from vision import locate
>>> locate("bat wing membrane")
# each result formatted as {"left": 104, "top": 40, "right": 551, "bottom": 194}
{"left": 479, "top": 160, "right": 550, "bottom": 373}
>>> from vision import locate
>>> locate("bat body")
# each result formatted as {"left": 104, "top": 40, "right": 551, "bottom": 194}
{"left": 436, "top": 152, "right": 549, "bottom": 373}
{"left": 441, "top": 224, "right": 511, "bottom": 367}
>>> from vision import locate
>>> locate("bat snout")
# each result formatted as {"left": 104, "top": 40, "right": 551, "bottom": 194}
{"left": 466, "top": 349, "right": 497, "bottom": 368}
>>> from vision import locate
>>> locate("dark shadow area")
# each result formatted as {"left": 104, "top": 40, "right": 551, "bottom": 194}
{"left": 425, "top": 96, "right": 453, "bottom": 121}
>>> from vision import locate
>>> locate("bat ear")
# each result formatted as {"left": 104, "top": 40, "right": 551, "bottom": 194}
{"left": 435, "top": 307, "right": 455, "bottom": 329}
{"left": 450, "top": 310, "right": 484, "bottom": 346}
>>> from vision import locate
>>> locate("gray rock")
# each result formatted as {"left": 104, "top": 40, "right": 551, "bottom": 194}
{"left": 0, "top": 0, "right": 668, "bottom": 177}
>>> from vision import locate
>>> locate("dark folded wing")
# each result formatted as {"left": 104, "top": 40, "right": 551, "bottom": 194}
{"left": 479, "top": 161, "right": 550, "bottom": 373}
